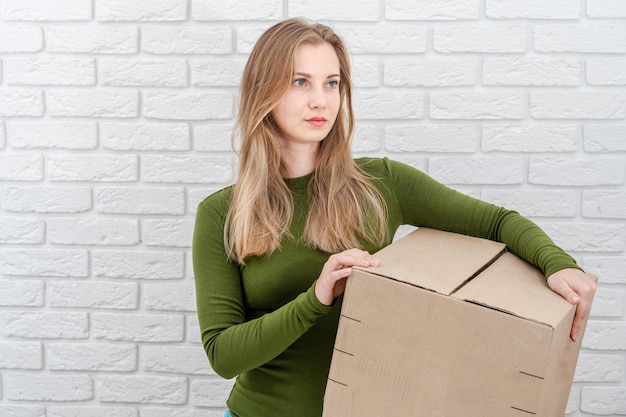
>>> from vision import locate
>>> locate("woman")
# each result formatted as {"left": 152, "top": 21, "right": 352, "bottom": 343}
{"left": 192, "top": 18, "right": 596, "bottom": 417}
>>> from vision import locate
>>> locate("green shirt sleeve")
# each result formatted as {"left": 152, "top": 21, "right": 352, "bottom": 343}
{"left": 381, "top": 157, "right": 581, "bottom": 277}
{"left": 192, "top": 191, "right": 332, "bottom": 379}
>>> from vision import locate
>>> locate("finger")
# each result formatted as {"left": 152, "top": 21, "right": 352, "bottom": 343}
{"left": 332, "top": 251, "right": 379, "bottom": 269}
{"left": 548, "top": 278, "right": 581, "bottom": 305}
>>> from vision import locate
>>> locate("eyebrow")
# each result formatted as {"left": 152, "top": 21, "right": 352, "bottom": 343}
{"left": 295, "top": 72, "right": 340, "bottom": 79}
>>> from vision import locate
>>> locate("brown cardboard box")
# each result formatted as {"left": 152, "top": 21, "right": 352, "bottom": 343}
{"left": 324, "top": 227, "right": 593, "bottom": 417}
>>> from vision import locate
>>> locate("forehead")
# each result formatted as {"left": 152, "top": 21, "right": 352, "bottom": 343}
{"left": 293, "top": 42, "right": 340, "bottom": 74}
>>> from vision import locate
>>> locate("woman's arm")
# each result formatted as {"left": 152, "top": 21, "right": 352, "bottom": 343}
{"left": 192, "top": 194, "right": 332, "bottom": 378}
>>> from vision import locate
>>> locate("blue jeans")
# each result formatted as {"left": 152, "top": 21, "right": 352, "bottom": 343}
{"left": 225, "top": 411, "right": 232, "bottom": 417}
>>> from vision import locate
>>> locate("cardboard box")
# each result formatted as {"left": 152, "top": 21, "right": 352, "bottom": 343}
{"left": 324, "top": 227, "right": 593, "bottom": 417}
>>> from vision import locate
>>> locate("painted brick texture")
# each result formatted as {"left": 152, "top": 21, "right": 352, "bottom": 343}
{"left": 0, "top": 1, "right": 625, "bottom": 416}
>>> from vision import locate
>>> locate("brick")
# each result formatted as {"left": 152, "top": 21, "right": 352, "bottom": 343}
{"left": 0, "top": 25, "right": 43, "bottom": 52}
{"left": 143, "top": 91, "right": 232, "bottom": 120}
{"left": 96, "top": 0, "right": 187, "bottom": 21}
{"left": 353, "top": 123, "right": 383, "bottom": 153}
{"left": 1, "top": 0, "right": 92, "bottom": 20}
{"left": 5, "top": 373, "right": 93, "bottom": 401}
{"left": 7, "top": 121, "right": 97, "bottom": 149}
{"left": 290, "top": 0, "right": 380, "bottom": 21}
{"left": 3, "top": 186, "right": 91, "bottom": 213}
{"left": 93, "top": 250, "right": 184, "bottom": 279}
{"left": 141, "top": 345, "right": 212, "bottom": 374}
{"left": 584, "top": 124, "right": 626, "bottom": 152}
{"left": 352, "top": 56, "right": 380, "bottom": 88}
{"left": 581, "top": 387, "right": 626, "bottom": 414}
{"left": 354, "top": 91, "right": 424, "bottom": 120}
{"left": 384, "top": 58, "right": 477, "bottom": 87}
{"left": 187, "top": 315, "right": 202, "bottom": 344}
{"left": 583, "top": 321, "right": 626, "bottom": 350}
{"left": 143, "top": 408, "right": 223, "bottom": 417}
{"left": 143, "top": 219, "right": 193, "bottom": 248}
{"left": 582, "top": 256, "right": 626, "bottom": 285}
{"left": 575, "top": 354, "right": 624, "bottom": 382}
{"left": 48, "top": 90, "right": 139, "bottom": 118}
{"left": 0, "top": 155, "right": 44, "bottom": 181}
{"left": 0, "top": 311, "right": 88, "bottom": 339}
{"left": 0, "top": 248, "right": 88, "bottom": 277}
{"left": 587, "top": 0, "right": 626, "bottom": 18}
{"left": 190, "top": 378, "right": 234, "bottom": 407}
{"left": 1, "top": 120, "right": 6, "bottom": 148}
{"left": 386, "top": 0, "right": 478, "bottom": 20}
{"left": 430, "top": 92, "right": 523, "bottom": 120}
{"left": 237, "top": 25, "right": 273, "bottom": 54}
{"left": 48, "top": 26, "right": 137, "bottom": 54}
{"left": 0, "top": 342, "right": 42, "bottom": 369}
{"left": 587, "top": 57, "right": 626, "bottom": 85}
{"left": 529, "top": 157, "right": 624, "bottom": 186}
{"left": 144, "top": 283, "right": 196, "bottom": 312}
{"left": 429, "top": 156, "right": 523, "bottom": 184}
{"left": 589, "top": 288, "right": 625, "bottom": 318}
{"left": 385, "top": 124, "right": 477, "bottom": 152}
{"left": 433, "top": 24, "right": 526, "bottom": 53}
{"left": 141, "top": 26, "right": 232, "bottom": 54}
{"left": 482, "top": 124, "right": 578, "bottom": 152}
{"left": 486, "top": 0, "right": 580, "bottom": 19}
{"left": 96, "top": 187, "right": 185, "bottom": 215}
{"left": 583, "top": 191, "right": 626, "bottom": 219}
{"left": 48, "top": 343, "right": 137, "bottom": 371}
{"left": 49, "top": 154, "right": 138, "bottom": 182}
{"left": 101, "top": 122, "right": 190, "bottom": 151}
{"left": 336, "top": 25, "right": 427, "bottom": 54}
{"left": 537, "top": 222, "right": 625, "bottom": 252}
{"left": 49, "top": 406, "right": 138, "bottom": 417}
{"left": 0, "top": 405, "right": 46, "bottom": 417}
{"left": 191, "top": 58, "right": 246, "bottom": 87}
{"left": 0, "top": 217, "right": 44, "bottom": 244}
{"left": 192, "top": 0, "right": 281, "bottom": 20}
{"left": 0, "top": 90, "right": 44, "bottom": 117}
{"left": 101, "top": 59, "right": 188, "bottom": 87}
{"left": 530, "top": 92, "right": 626, "bottom": 119}
{"left": 483, "top": 58, "right": 580, "bottom": 86}
{"left": 93, "top": 313, "right": 184, "bottom": 342}
{"left": 534, "top": 23, "right": 626, "bottom": 53}
{"left": 194, "top": 124, "right": 233, "bottom": 152}
{"left": 5, "top": 57, "right": 96, "bottom": 86}
{"left": 481, "top": 189, "right": 578, "bottom": 217}
{"left": 48, "top": 217, "right": 139, "bottom": 246}
{"left": 48, "top": 281, "right": 138, "bottom": 309}
{"left": 0, "top": 279, "right": 44, "bottom": 307}
{"left": 141, "top": 155, "right": 233, "bottom": 184}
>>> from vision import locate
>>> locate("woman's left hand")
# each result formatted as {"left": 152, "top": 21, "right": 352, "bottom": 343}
{"left": 547, "top": 268, "right": 597, "bottom": 343}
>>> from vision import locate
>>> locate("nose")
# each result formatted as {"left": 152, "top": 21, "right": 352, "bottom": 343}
{"left": 308, "top": 85, "right": 327, "bottom": 109}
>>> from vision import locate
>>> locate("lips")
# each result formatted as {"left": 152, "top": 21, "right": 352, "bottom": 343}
{"left": 306, "top": 117, "right": 327, "bottom": 127}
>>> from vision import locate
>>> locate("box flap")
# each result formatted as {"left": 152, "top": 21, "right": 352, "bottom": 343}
{"left": 453, "top": 251, "right": 574, "bottom": 327}
{"left": 360, "top": 227, "right": 506, "bottom": 295}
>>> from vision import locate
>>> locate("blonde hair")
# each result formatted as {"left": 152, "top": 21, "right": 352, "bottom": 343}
{"left": 226, "top": 18, "right": 387, "bottom": 264}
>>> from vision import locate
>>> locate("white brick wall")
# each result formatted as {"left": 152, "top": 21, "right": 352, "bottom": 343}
{"left": 0, "top": 1, "right": 625, "bottom": 416}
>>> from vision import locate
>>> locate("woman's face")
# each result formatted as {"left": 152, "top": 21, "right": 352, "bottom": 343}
{"left": 271, "top": 42, "right": 341, "bottom": 150}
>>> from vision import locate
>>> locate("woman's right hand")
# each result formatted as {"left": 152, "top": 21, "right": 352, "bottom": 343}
{"left": 315, "top": 249, "right": 380, "bottom": 306}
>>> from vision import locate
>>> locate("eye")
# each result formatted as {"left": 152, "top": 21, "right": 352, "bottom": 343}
{"left": 293, "top": 78, "right": 306, "bottom": 87}
{"left": 327, "top": 79, "right": 339, "bottom": 88}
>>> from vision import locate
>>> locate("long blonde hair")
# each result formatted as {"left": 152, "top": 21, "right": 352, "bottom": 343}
{"left": 226, "top": 18, "right": 387, "bottom": 264}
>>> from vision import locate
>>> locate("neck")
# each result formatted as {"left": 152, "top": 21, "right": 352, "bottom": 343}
{"left": 280, "top": 143, "right": 319, "bottom": 178}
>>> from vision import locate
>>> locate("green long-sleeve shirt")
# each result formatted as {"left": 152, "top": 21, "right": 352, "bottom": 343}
{"left": 192, "top": 157, "right": 580, "bottom": 417}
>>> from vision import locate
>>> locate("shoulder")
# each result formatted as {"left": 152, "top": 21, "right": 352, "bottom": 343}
{"left": 354, "top": 157, "right": 390, "bottom": 176}
{"left": 354, "top": 157, "right": 421, "bottom": 178}
{"left": 196, "top": 185, "right": 234, "bottom": 218}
